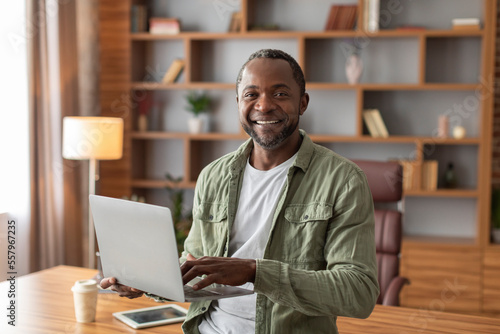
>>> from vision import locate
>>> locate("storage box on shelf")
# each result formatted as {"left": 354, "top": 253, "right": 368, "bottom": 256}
{"left": 98, "top": 0, "right": 496, "bottom": 314}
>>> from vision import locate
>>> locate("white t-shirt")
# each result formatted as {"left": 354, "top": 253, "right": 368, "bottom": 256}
{"left": 198, "top": 153, "right": 297, "bottom": 334}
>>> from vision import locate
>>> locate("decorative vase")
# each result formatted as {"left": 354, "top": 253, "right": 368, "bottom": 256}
{"left": 492, "top": 229, "right": 500, "bottom": 243}
{"left": 442, "top": 163, "right": 457, "bottom": 189}
{"left": 138, "top": 114, "right": 148, "bottom": 132}
{"left": 437, "top": 115, "right": 449, "bottom": 138}
{"left": 188, "top": 117, "right": 203, "bottom": 134}
{"left": 345, "top": 54, "right": 363, "bottom": 84}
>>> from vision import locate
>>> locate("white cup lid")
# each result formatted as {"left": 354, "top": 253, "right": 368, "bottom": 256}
{"left": 71, "top": 279, "right": 98, "bottom": 293}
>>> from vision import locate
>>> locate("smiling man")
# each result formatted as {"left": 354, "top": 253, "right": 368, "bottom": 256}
{"left": 102, "top": 49, "right": 379, "bottom": 333}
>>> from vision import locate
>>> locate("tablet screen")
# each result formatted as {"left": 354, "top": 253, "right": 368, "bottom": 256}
{"left": 123, "top": 307, "right": 185, "bottom": 324}
{"left": 113, "top": 304, "right": 188, "bottom": 329}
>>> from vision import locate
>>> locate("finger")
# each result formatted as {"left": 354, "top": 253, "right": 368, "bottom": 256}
{"left": 191, "top": 275, "right": 218, "bottom": 291}
{"left": 182, "top": 264, "right": 211, "bottom": 285}
{"left": 99, "top": 277, "right": 116, "bottom": 289}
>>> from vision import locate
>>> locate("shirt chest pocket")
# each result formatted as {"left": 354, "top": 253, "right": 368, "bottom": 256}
{"left": 194, "top": 203, "right": 228, "bottom": 256}
{"left": 280, "top": 203, "right": 333, "bottom": 266}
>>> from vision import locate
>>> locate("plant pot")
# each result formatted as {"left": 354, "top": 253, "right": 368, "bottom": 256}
{"left": 188, "top": 117, "right": 203, "bottom": 134}
{"left": 492, "top": 228, "right": 500, "bottom": 244}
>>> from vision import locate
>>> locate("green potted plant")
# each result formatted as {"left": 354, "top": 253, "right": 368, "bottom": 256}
{"left": 165, "top": 173, "right": 192, "bottom": 255}
{"left": 185, "top": 91, "right": 211, "bottom": 134}
{"left": 492, "top": 188, "right": 500, "bottom": 243}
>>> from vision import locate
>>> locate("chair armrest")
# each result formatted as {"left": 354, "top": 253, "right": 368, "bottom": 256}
{"left": 382, "top": 276, "right": 410, "bottom": 306}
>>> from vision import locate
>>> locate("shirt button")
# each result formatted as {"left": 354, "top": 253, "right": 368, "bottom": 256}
{"left": 304, "top": 215, "right": 309, "bottom": 219}
{"left": 201, "top": 307, "right": 207, "bottom": 311}
{"left": 209, "top": 215, "right": 213, "bottom": 220}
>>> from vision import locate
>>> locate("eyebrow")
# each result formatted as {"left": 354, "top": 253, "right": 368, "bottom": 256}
{"left": 242, "top": 83, "right": 292, "bottom": 91}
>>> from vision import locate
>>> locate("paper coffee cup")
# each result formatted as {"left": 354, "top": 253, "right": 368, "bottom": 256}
{"left": 71, "top": 279, "right": 98, "bottom": 323}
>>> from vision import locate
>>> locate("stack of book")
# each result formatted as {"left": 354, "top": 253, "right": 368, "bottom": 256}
{"left": 324, "top": 5, "right": 358, "bottom": 31}
{"left": 452, "top": 18, "right": 480, "bottom": 30}
{"left": 149, "top": 18, "right": 180, "bottom": 34}
{"left": 131, "top": 5, "right": 147, "bottom": 33}
{"left": 421, "top": 160, "right": 438, "bottom": 191}
{"left": 162, "top": 59, "right": 185, "bottom": 84}
{"left": 363, "top": 109, "right": 389, "bottom": 138}
{"left": 394, "top": 160, "right": 419, "bottom": 191}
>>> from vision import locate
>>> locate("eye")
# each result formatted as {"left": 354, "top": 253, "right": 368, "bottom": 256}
{"left": 244, "top": 92, "right": 257, "bottom": 98}
{"left": 275, "top": 91, "right": 288, "bottom": 97}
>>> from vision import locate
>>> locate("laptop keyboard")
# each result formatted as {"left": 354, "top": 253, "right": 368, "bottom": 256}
{"left": 183, "top": 285, "right": 222, "bottom": 298}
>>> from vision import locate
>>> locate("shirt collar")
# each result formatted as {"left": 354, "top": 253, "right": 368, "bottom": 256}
{"left": 230, "top": 129, "right": 314, "bottom": 174}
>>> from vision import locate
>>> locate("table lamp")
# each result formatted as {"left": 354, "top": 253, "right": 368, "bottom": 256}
{"left": 62, "top": 117, "right": 123, "bottom": 268}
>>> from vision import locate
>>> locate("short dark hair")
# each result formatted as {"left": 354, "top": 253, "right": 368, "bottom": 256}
{"left": 236, "top": 49, "right": 306, "bottom": 96}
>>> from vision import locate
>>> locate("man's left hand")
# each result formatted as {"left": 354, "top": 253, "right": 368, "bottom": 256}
{"left": 181, "top": 254, "right": 256, "bottom": 290}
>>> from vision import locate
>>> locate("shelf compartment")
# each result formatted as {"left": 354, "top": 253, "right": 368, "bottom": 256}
{"left": 423, "top": 144, "right": 479, "bottom": 190}
{"left": 378, "top": 0, "right": 483, "bottom": 31}
{"left": 148, "top": 0, "right": 241, "bottom": 33}
{"left": 131, "top": 40, "right": 185, "bottom": 83}
{"left": 301, "top": 90, "right": 357, "bottom": 136}
{"left": 304, "top": 37, "right": 419, "bottom": 84}
{"left": 189, "top": 38, "right": 297, "bottom": 83}
{"left": 403, "top": 196, "right": 478, "bottom": 240}
{"left": 247, "top": 0, "right": 358, "bottom": 32}
{"left": 426, "top": 37, "right": 482, "bottom": 83}
{"left": 363, "top": 90, "right": 480, "bottom": 137}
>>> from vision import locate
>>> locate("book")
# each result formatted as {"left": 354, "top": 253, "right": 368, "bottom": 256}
{"left": 149, "top": 18, "right": 180, "bottom": 34}
{"left": 452, "top": 18, "right": 480, "bottom": 26}
{"left": 366, "top": 0, "right": 380, "bottom": 32}
{"left": 421, "top": 160, "right": 438, "bottom": 191}
{"left": 363, "top": 109, "right": 389, "bottom": 138}
{"left": 324, "top": 5, "right": 357, "bottom": 31}
{"left": 131, "top": 5, "right": 148, "bottom": 33}
{"left": 162, "top": 59, "right": 185, "bottom": 84}
{"left": 363, "top": 109, "right": 380, "bottom": 137}
{"left": 452, "top": 18, "right": 480, "bottom": 30}
{"left": 228, "top": 12, "right": 242, "bottom": 32}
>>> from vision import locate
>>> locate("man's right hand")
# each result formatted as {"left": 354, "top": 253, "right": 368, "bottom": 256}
{"left": 100, "top": 277, "right": 144, "bottom": 299}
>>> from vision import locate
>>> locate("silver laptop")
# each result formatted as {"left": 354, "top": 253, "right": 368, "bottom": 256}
{"left": 89, "top": 195, "right": 253, "bottom": 302}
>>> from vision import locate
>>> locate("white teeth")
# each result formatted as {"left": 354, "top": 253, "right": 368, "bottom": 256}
{"left": 256, "top": 120, "right": 279, "bottom": 124}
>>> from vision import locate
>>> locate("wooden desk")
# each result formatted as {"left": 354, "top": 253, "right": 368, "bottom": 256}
{"left": 1, "top": 265, "right": 500, "bottom": 333}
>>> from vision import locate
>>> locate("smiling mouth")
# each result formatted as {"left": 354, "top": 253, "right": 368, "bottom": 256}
{"left": 254, "top": 120, "right": 281, "bottom": 125}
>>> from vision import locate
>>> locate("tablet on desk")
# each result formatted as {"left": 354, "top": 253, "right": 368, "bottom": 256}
{"left": 113, "top": 304, "right": 188, "bottom": 329}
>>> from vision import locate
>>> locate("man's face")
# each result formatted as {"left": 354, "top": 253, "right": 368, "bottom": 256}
{"left": 237, "top": 58, "right": 308, "bottom": 151}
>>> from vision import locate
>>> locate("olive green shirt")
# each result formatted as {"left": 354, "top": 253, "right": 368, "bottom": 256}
{"left": 180, "top": 130, "right": 379, "bottom": 334}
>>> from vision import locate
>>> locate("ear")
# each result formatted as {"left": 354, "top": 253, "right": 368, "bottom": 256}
{"left": 299, "top": 93, "right": 309, "bottom": 116}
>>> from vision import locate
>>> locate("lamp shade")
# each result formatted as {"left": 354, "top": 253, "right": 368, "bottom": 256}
{"left": 62, "top": 117, "right": 124, "bottom": 160}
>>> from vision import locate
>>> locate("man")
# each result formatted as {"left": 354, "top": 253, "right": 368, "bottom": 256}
{"left": 101, "top": 49, "right": 379, "bottom": 333}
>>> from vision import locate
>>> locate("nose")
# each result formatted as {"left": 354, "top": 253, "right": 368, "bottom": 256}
{"left": 255, "top": 94, "right": 275, "bottom": 113}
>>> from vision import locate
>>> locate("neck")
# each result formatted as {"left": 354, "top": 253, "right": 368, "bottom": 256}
{"left": 249, "top": 131, "right": 302, "bottom": 171}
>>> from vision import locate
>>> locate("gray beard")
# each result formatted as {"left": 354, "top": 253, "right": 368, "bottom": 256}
{"left": 242, "top": 120, "right": 298, "bottom": 150}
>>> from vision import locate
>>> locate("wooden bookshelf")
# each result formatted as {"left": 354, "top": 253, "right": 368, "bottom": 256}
{"left": 98, "top": 0, "right": 497, "bottom": 315}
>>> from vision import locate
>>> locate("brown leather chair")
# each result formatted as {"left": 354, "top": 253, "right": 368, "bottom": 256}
{"left": 353, "top": 160, "right": 410, "bottom": 306}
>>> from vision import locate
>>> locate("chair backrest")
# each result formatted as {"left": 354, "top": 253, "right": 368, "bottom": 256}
{"left": 353, "top": 160, "right": 403, "bottom": 305}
